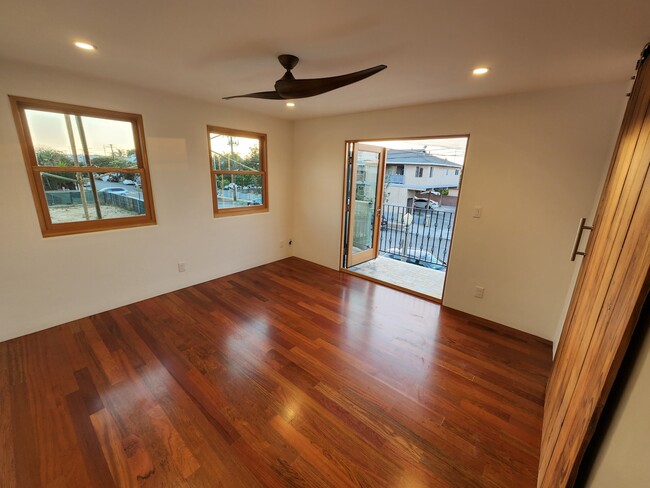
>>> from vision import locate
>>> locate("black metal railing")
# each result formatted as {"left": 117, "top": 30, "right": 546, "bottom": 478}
{"left": 379, "top": 204, "right": 454, "bottom": 269}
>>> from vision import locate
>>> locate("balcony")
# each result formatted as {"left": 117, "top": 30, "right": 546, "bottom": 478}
{"left": 386, "top": 174, "right": 405, "bottom": 184}
{"left": 349, "top": 256, "right": 446, "bottom": 299}
{"left": 349, "top": 204, "right": 454, "bottom": 300}
{"left": 379, "top": 204, "right": 453, "bottom": 267}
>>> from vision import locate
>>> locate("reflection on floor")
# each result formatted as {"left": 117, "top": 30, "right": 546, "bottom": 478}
{"left": 349, "top": 255, "right": 445, "bottom": 299}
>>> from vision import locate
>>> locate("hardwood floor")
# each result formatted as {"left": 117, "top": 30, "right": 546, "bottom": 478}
{"left": 0, "top": 257, "right": 552, "bottom": 487}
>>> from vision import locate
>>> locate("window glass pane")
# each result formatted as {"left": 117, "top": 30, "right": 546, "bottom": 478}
{"left": 351, "top": 151, "right": 380, "bottom": 253}
{"left": 24, "top": 109, "right": 137, "bottom": 168}
{"left": 97, "top": 188, "right": 146, "bottom": 219}
{"left": 41, "top": 171, "right": 145, "bottom": 224}
{"left": 215, "top": 174, "right": 264, "bottom": 209}
{"left": 95, "top": 171, "right": 141, "bottom": 186}
{"left": 209, "top": 133, "right": 261, "bottom": 171}
{"left": 80, "top": 116, "right": 138, "bottom": 168}
{"left": 93, "top": 171, "right": 144, "bottom": 198}
{"left": 25, "top": 110, "right": 76, "bottom": 166}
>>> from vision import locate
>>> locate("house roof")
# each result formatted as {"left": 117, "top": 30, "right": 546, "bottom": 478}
{"left": 386, "top": 149, "right": 462, "bottom": 168}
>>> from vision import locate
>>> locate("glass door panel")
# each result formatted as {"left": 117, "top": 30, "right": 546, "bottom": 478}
{"left": 347, "top": 144, "right": 385, "bottom": 267}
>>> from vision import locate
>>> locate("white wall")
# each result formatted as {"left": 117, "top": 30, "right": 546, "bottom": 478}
{"left": 0, "top": 60, "right": 293, "bottom": 342}
{"left": 292, "top": 82, "right": 627, "bottom": 340}
{"left": 402, "top": 165, "right": 460, "bottom": 188}
{"left": 585, "top": 321, "right": 650, "bottom": 487}
{"left": 384, "top": 186, "right": 409, "bottom": 207}
{"left": 0, "top": 58, "right": 630, "bottom": 344}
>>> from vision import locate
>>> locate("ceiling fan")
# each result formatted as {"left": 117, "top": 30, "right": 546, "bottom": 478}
{"left": 223, "top": 54, "right": 387, "bottom": 100}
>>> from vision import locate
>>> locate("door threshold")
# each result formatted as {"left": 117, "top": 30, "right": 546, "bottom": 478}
{"left": 340, "top": 267, "right": 442, "bottom": 303}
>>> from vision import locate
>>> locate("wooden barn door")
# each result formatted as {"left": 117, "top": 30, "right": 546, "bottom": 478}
{"left": 538, "top": 44, "right": 650, "bottom": 487}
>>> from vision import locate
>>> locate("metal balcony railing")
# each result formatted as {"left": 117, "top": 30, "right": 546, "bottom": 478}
{"left": 379, "top": 204, "right": 454, "bottom": 270}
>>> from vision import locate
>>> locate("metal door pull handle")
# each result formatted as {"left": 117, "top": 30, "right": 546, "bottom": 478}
{"left": 570, "top": 217, "right": 593, "bottom": 261}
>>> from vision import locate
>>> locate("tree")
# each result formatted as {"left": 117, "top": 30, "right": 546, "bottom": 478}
{"left": 36, "top": 147, "right": 76, "bottom": 190}
{"left": 212, "top": 145, "right": 262, "bottom": 191}
{"left": 90, "top": 156, "right": 133, "bottom": 169}
{"left": 35, "top": 147, "right": 73, "bottom": 167}
{"left": 90, "top": 148, "right": 136, "bottom": 183}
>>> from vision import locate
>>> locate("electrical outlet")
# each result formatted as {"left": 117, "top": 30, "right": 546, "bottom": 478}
{"left": 178, "top": 262, "right": 186, "bottom": 272}
{"left": 474, "top": 286, "right": 485, "bottom": 298}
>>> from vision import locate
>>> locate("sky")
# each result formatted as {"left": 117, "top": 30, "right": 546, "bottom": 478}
{"left": 209, "top": 132, "right": 259, "bottom": 158}
{"left": 25, "top": 109, "right": 136, "bottom": 156}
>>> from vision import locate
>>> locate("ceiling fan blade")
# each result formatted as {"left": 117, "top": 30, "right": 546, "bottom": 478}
{"left": 275, "top": 65, "right": 387, "bottom": 99}
{"left": 222, "top": 90, "right": 284, "bottom": 100}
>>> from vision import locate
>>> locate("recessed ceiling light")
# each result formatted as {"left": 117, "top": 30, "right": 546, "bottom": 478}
{"left": 74, "top": 41, "right": 97, "bottom": 51}
{"left": 286, "top": 102, "right": 295, "bottom": 107}
{"left": 472, "top": 67, "right": 490, "bottom": 76}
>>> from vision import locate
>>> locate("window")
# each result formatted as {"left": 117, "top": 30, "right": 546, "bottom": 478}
{"left": 455, "top": 169, "right": 460, "bottom": 175}
{"left": 415, "top": 166, "right": 424, "bottom": 178}
{"left": 429, "top": 167, "right": 433, "bottom": 178}
{"left": 208, "top": 126, "right": 268, "bottom": 216}
{"left": 10, "top": 96, "right": 156, "bottom": 237}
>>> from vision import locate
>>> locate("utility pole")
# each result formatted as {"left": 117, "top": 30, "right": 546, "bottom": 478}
{"left": 64, "top": 115, "right": 90, "bottom": 221}
{"left": 227, "top": 136, "right": 238, "bottom": 203}
{"left": 75, "top": 116, "right": 102, "bottom": 219}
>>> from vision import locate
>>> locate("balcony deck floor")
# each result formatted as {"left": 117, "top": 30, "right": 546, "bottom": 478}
{"left": 349, "top": 255, "right": 445, "bottom": 299}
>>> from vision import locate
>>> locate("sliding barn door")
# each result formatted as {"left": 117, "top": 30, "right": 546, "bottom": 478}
{"left": 538, "top": 45, "right": 650, "bottom": 487}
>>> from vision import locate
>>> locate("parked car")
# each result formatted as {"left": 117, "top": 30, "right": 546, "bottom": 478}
{"left": 382, "top": 247, "right": 446, "bottom": 271}
{"left": 247, "top": 199, "right": 262, "bottom": 206}
{"left": 122, "top": 179, "right": 136, "bottom": 185}
{"left": 98, "top": 187, "right": 128, "bottom": 195}
{"left": 413, "top": 198, "right": 439, "bottom": 209}
{"left": 225, "top": 183, "right": 240, "bottom": 189}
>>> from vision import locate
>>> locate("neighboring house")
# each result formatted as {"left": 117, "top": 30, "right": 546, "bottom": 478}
{"left": 383, "top": 149, "right": 462, "bottom": 207}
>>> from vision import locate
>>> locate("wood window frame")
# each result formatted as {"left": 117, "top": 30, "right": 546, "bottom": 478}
{"left": 207, "top": 125, "right": 269, "bottom": 217}
{"left": 9, "top": 96, "right": 156, "bottom": 237}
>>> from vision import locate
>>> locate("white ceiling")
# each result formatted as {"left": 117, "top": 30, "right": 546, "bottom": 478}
{"left": 1, "top": 0, "right": 648, "bottom": 120}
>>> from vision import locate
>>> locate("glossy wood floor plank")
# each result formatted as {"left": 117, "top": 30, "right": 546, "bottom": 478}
{"left": 0, "top": 257, "right": 552, "bottom": 487}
